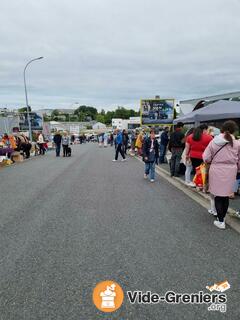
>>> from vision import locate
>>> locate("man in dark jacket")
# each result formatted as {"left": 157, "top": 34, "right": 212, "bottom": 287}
{"left": 168, "top": 122, "right": 185, "bottom": 177}
{"left": 53, "top": 131, "right": 62, "bottom": 157}
{"left": 143, "top": 129, "right": 159, "bottom": 182}
{"left": 159, "top": 127, "right": 169, "bottom": 163}
{"left": 122, "top": 129, "right": 129, "bottom": 155}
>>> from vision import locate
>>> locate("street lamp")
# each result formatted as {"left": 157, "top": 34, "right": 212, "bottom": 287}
{"left": 23, "top": 56, "right": 44, "bottom": 141}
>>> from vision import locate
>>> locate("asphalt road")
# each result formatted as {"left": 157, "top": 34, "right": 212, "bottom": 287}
{"left": 0, "top": 143, "right": 240, "bottom": 320}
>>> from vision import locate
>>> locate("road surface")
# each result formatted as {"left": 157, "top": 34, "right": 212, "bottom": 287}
{"left": 0, "top": 143, "right": 239, "bottom": 319}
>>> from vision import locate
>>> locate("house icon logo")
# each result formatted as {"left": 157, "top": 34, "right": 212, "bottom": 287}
{"left": 93, "top": 281, "right": 124, "bottom": 312}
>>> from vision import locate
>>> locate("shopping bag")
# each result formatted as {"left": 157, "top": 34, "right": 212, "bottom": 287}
{"left": 193, "top": 165, "right": 203, "bottom": 187}
{"left": 200, "top": 163, "right": 210, "bottom": 191}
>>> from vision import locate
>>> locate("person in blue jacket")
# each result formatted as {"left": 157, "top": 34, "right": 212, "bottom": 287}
{"left": 112, "top": 130, "right": 126, "bottom": 162}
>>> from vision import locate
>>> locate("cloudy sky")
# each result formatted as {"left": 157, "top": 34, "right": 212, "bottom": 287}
{"left": 1, "top": 0, "right": 240, "bottom": 111}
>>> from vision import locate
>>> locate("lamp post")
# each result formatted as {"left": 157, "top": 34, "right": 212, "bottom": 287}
{"left": 23, "top": 56, "right": 43, "bottom": 141}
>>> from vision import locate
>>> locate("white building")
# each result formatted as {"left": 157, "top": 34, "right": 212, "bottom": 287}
{"left": 112, "top": 118, "right": 128, "bottom": 130}
{"left": 112, "top": 117, "right": 140, "bottom": 130}
{"left": 92, "top": 122, "right": 107, "bottom": 130}
{"left": 128, "top": 117, "right": 141, "bottom": 129}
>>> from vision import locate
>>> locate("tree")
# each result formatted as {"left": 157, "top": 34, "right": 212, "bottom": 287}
{"left": 74, "top": 105, "right": 98, "bottom": 121}
{"left": 51, "top": 109, "right": 60, "bottom": 121}
{"left": 104, "top": 111, "right": 115, "bottom": 125}
{"left": 96, "top": 114, "right": 105, "bottom": 123}
{"left": 18, "top": 106, "right": 31, "bottom": 113}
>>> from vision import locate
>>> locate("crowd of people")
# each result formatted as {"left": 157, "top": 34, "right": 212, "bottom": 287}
{"left": 0, "top": 132, "right": 33, "bottom": 160}
{"left": 108, "top": 121, "right": 240, "bottom": 230}
{"left": 0, "top": 130, "right": 73, "bottom": 162}
{"left": 160, "top": 121, "right": 240, "bottom": 230}
{"left": 2, "top": 121, "right": 240, "bottom": 230}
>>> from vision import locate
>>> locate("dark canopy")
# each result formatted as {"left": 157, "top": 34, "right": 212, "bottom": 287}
{"left": 174, "top": 100, "right": 240, "bottom": 124}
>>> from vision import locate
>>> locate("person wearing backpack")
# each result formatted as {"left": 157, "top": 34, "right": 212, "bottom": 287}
{"left": 143, "top": 129, "right": 159, "bottom": 182}
{"left": 203, "top": 121, "right": 240, "bottom": 229}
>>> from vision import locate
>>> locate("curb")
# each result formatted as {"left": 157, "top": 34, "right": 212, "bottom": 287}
{"left": 134, "top": 155, "right": 240, "bottom": 234}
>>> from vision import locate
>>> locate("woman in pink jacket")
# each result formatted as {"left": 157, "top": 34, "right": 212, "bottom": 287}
{"left": 203, "top": 121, "right": 240, "bottom": 230}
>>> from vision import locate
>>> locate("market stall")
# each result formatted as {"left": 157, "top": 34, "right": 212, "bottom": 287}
{"left": 174, "top": 100, "right": 240, "bottom": 125}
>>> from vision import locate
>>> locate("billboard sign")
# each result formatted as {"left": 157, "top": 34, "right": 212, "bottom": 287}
{"left": 19, "top": 112, "right": 43, "bottom": 131}
{"left": 141, "top": 99, "right": 175, "bottom": 125}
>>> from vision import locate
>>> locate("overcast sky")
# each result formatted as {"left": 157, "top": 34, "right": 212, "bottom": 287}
{"left": 1, "top": 0, "right": 240, "bottom": 111}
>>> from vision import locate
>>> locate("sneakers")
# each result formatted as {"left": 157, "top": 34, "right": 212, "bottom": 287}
{"left": 121, "top": 159, "right": 126, "bottom": 162}
{"left": 208, "top": 209, "right": 218, "bottom": 217}
{"left": 150, "top": 179, "right": 155, "bottom": 183}
{"left": 144, "top": 174, "right": 148, "bottom": 179}
{"left": 112, "top": 159, "right": 117, "bottom": 162}
{"left": 186, "top": 182, "right": 196, "bottom": 187}
{"left": 213, "top": 220, "right": 226, "bottom": 229}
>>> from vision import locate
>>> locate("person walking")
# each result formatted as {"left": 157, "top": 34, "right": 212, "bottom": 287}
{"left": 185, "top": 124, "right": 212, "bottom": 174}
{"left": 103, "top": 132, "right": 109, "bottom": 147}
{"left": 143, "top": 129, "right": 159, "bottom": 182}
{"left": 109, "top": 133, "right": 114, "bottom": 146}
{"left": 53, "top": 131, "right": 62, "bottom": 157}
{"left": 168, "top": 122, "right": 185, "bottom": 177}
{"left": 71, "top": 135, "right": 75, "bottom": 144}
{"left": 98, "top": 134, "right": 103, "bottom": 147}
{"left": 203, "top": 120, "right": 240, "bottom": 229}
{"left": 122, "top": 129, "right": 129, "bottom": 155}
{"left": 159, "top": 127, "right": 169, "bottom": 163}
{"left": 37, "top": 132, "right": 45, "bottom": 155}
{"left": 135, "top": 132, "right": 144, "bottom": 156}
{"left": 62, "top": 132, "right": 70, "bottom": 157}
{"left": 181, "top": 128, "right": 194, "bottom": 186}
{"left": 112, "top": 130, "right": 126, "bottom": 162}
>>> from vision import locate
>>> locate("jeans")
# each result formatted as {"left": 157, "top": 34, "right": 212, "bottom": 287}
{"left": 56, "top": 143, "right": 61, "bottom": 156}
{"left": 185, "top": 163, "right": 193, "bottom": 183}
{"left": 63, "top": 144, "right": 68, "bottom": 157}
{"left": 38, "top": 143, "right": 45, "bottom": 155}
{"left": 21, "top": 143, "right": 31, "bottom": 158}
{"left": 145, "top": 162, "right": 155, "bottom": 180}
{"left": 115, "top": 143, "right": 125, "bottom": 160}
{"left": 170, "top": 148, "right": 183, "bottom": 176}
{"left": 159, "top": 144, "right": 167, "bottom": 163}
{"left": 123, "top": 143, "right": 128, "bottom": 155}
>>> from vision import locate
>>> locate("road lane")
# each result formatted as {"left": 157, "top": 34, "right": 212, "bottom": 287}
{"left": 0, "top": 143, "right": 239, "bottom": 319}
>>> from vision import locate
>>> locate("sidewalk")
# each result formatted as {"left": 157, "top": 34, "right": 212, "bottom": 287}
{"left": 134, "top": 154, "right": 240, "bottom": 234}
{"left": 158, "top": 162, "right": 240, "bottom": 212}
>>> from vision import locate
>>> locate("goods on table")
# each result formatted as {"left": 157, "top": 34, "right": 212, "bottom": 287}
{"left": 2, "top": 158, "right": 13, "bottom": 166}
{"left": 11, "top": 151, "right": 24, "bottom": 163}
